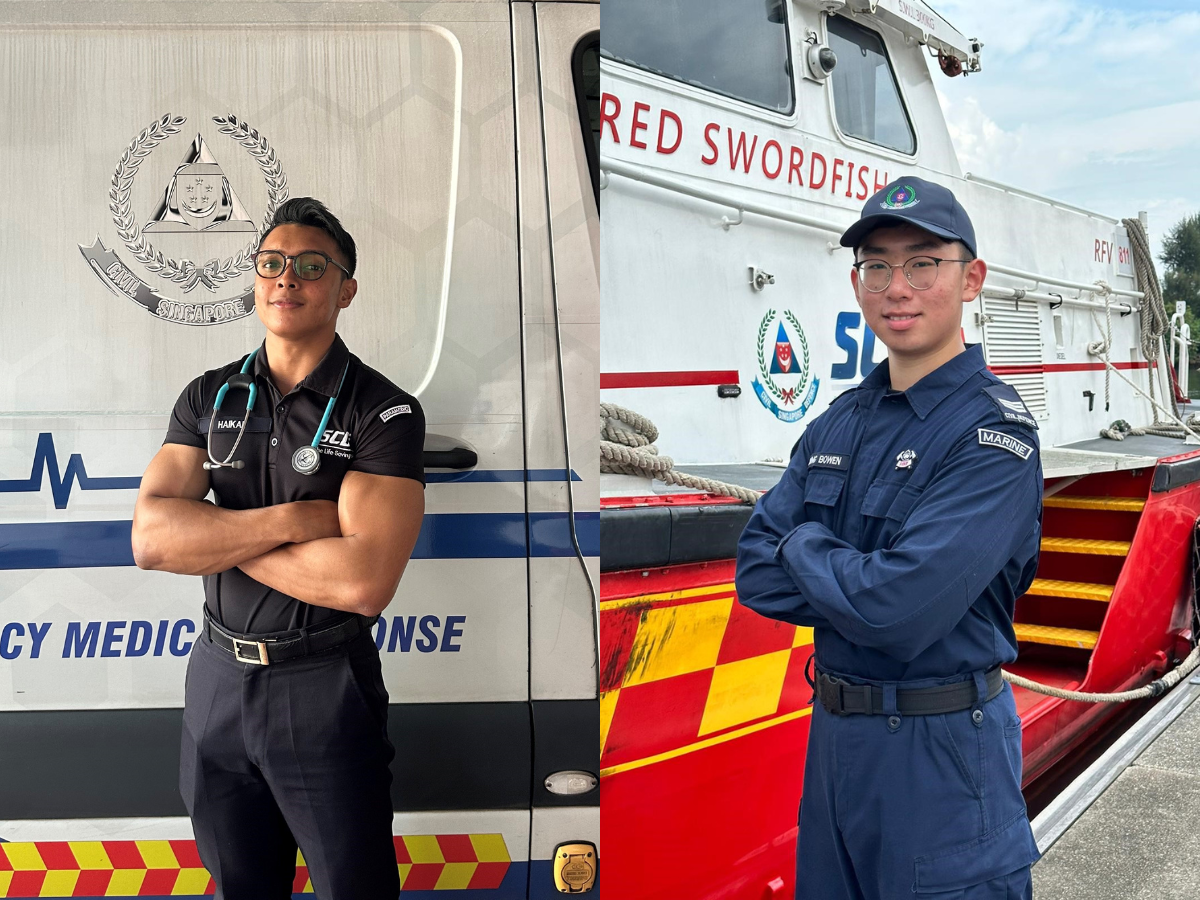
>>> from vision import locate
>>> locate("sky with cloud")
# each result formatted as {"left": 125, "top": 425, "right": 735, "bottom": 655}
{"left": 927, "top": 0, "right": 1200, "bottom": 265}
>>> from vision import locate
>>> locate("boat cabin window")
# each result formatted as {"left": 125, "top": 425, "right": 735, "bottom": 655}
{"left": 827, "top": 15, "right": 915, "bottom": 155}
{"left": 601, "top": 0, "right": 794, "bottom": 114}
{"left": 574, "top": 34, "right": 601, "bottom": 202}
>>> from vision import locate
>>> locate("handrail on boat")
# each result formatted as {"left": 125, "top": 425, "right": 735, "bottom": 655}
{"left": 963, "top": 172, "right": 1123, "bottom": 224}
{"left": 988, "top": 262, "right": 1144, "bottom": 302}
{"left": 600, "top": 158, "right": 847, "bottom": 236}
{"left": 602, "top": 159, "right": 1144, "bottom": 310}
{"left": 982, "top": 286, "right": 1136, "bottom": 315}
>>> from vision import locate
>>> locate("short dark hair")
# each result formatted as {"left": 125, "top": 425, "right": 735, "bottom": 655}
{"left": 259, "top": 197, "right": 357, "bottom": 277}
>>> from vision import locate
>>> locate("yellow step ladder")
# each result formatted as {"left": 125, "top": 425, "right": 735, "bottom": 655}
{"left": 1043, "top": 495, "right": 1145, "bottom": 512}
{"left": 1040, "top": 537, "right": 1131, "bottom": 556}
{"left": 1026, "top": 578, "right": 1113, "bottom": 603}
{"left": 1013, "top": 623, "right": 1099, "bottom": 650}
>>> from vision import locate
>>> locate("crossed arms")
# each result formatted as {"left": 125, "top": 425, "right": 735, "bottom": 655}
{"left": 131, "top": 443, "right": 425, "bottom": 617}
{"left": 735, "top": 427, "right": 1040, "bottom": 661}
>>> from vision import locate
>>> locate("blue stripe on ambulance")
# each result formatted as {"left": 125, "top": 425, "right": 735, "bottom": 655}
{"left": 0, "top": 513, "right": 599, "bottom": 569}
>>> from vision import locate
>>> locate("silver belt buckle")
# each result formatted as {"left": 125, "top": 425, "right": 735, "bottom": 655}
{"left": 232, "top": 637, "right": 269, "bottom": 665}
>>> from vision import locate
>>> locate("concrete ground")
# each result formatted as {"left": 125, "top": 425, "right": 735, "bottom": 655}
{"left": 1033, "top": 695, "right": 1200, "bottom": 899}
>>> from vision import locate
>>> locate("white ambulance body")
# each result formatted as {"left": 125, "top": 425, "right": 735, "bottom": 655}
{"left": 0, "top": 1, "right": 598, "bottom": 896}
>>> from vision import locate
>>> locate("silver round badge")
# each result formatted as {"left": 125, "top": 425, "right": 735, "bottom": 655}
{"left": 291, "top": 445, "right": 321, "bottom": 475}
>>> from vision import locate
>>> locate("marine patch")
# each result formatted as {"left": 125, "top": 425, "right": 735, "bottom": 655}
{"left": 808, "top": 453, "right": 849, "bottom": 471}
{"left": 380, "top": 404, "right": 411, "bottom": 422}
{"left": 983, "top": 384, "right": 1038, "bottom": 429}
{"left": 978, "top": 429, "right": 1034, "bottom": 460}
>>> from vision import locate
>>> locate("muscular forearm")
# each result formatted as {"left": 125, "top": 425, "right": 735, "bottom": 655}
{"left": 132, "top": 498, "right": 309, "bottom": 576}
{"left": 238, "top": 535, "right": 403, "bottom": 616}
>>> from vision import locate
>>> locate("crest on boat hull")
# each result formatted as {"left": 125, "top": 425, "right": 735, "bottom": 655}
{"left": 753, "top": 308, "right": 819, "bottom": 423}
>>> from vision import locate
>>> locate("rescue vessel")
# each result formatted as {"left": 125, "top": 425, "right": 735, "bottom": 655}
{"left": 598, "top": 2, "right": 1200, "bottom": 897}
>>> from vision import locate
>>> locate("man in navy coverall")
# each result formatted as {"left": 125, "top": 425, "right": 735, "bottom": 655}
{"left": 736, "top": 177, "right": 1042, "bottom": 900}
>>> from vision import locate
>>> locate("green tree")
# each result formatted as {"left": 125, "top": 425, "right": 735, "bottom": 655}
{"left": 1160, "top": 213, "right": 1200, "bottom": 395}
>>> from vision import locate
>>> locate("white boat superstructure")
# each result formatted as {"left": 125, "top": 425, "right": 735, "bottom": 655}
{"left": 599, "top": 0, "right": 1180, "bottom": 472}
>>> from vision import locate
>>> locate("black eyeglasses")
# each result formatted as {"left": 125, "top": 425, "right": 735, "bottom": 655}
{"left": 252, "top": 250, "right": 351, "bottom": 281}
{"left": 852, "top": 256, "right": 970, "bottom": 292}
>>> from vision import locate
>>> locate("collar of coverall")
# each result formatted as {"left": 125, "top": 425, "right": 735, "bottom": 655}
{"left": 855, "top": 343, "right": 986, "bottom": 420}
{"left": 252, "top": 332, "right": 352, "bottom": 399}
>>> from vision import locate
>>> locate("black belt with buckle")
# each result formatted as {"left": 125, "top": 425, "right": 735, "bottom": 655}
{"left": 203, "top": 609, "right": 377, "bottom": 666}
{"left": 815, "top": 667, "right": 1003, "bottom": 716}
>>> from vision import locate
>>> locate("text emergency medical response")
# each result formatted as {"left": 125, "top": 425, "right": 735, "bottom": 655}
{"left": 736, "top": 177, "right": 1042, "bottom": 900}
{"left": 131, "top": 198, "right": 426, "bottom": 899}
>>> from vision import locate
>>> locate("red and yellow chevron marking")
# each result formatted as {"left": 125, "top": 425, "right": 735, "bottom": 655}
{"left": 600, "top": 565, "right": 814, "bottom": 777}
{"left": 0, "top": 835, "right": 511, "bottom": 896}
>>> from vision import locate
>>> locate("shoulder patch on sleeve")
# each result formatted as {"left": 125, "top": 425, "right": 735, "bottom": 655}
{"left": 379, "top": 404, "right": 412, "bottom": 423}
{"left": 978, "top": 428, "right": 1034, "bottom": 460}
{"left": 982, "top": 383, "right": 1038, "bottom": 430}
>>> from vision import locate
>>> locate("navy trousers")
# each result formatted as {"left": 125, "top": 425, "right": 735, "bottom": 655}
{"left": 796, "top": 682, "right": 1039, "bottom": 900}
{"left": 180, "top": 629, "right": 399, "bottom": 900}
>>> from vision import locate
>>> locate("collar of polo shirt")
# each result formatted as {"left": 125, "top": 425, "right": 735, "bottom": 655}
{"left": 254, "top": 333, "right": 352, "bottom": 398}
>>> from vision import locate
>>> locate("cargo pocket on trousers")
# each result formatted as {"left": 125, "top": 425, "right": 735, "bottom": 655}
{"left": 913, "top": 812, "right": 1039, "bottom": 895}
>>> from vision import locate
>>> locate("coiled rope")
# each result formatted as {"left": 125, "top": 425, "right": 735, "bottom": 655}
{"left": 600, "top": 403, "right": 761, "bottom": 504}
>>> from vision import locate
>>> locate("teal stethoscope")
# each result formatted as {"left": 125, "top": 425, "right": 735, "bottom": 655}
{"left": 203, "top": 348, "right": 350, "bottom": 476}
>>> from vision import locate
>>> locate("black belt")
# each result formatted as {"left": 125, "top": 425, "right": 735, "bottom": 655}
{"left": 815, "top": 667, "right": 1003, "bottom": 716}
{"left": 203, "top": 609, "right": 376, "bottom": 666}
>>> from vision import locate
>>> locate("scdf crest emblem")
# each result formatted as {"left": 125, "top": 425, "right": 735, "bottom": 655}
{"left": 753, "top": 308, "right": 819, "bottom": 423}
{"left": 79, "top": 113, "right": 289, "bottom": 326}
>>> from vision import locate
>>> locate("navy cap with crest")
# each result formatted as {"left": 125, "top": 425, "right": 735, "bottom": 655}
{"left": 840, "top": 176, "right": 977, "bottom": 258}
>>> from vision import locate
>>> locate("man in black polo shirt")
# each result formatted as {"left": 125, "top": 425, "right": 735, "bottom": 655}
{"left": 131, "top": 197, "right": 425, "bottom": 899}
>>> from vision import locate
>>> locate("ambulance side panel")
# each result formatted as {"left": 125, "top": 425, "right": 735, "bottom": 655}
{"left": 513, "top": 1, "right": 601, "bottom": 893}
{"left": 0, "top": 2, "right": 550, "bottom": 895}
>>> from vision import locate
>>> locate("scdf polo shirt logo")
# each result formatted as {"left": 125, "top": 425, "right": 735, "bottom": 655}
{"left": 319, "top": 430, "right": 354, "bottom": 458}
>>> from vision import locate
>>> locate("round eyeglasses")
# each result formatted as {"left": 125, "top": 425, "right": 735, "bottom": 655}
{"left": 852, "top": 256, "right": 970, "bottom": 293}
{"left": 252, "top": 250, "right": 351, "bottom": 281}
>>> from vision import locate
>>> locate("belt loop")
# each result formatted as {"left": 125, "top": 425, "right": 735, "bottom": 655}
{"left": 299, "top": 626, "right": 312, "bottom": 658}
{"left": 971, "top": 670, "right": 988, "bottom": 727}
{"left": 804, "top": 655, "right": 817, "bottom": 707}
{"left": 883, "top": 683, "right": 901, "bottom": 732}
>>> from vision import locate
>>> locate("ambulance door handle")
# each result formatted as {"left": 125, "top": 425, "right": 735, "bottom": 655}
{"left": 423, "top": 448, "right": 478, "bottom": 470}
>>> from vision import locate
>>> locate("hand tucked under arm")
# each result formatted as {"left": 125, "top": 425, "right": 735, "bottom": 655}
{"left": 132, "top": 444, "right": 341, "bottom": 576}
{"left": 237, "top": 470, "right": 425, "bottom": 616}
{"left": 775, "top": 431, "right": 1040, "bottom": 661}
{"left": 734, "top": 434, "right": 827, "bottom": 627}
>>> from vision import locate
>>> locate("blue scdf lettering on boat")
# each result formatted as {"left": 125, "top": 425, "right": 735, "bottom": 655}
{"left": 373, "top": 615, "right": 467, "bottom": 653}
{"left": 831, "top": 311, "right": 880, "bottom": 380}
{"left": 752, "top": 308, "right": 819, "bottom": 423}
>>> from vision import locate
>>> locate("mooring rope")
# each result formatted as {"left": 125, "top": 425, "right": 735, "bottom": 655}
{"left": 1003, "top": 645, "right": 1200, "bottom": 703}
{"left": 600, "top": 402, "right": 762, "bottom": 504}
